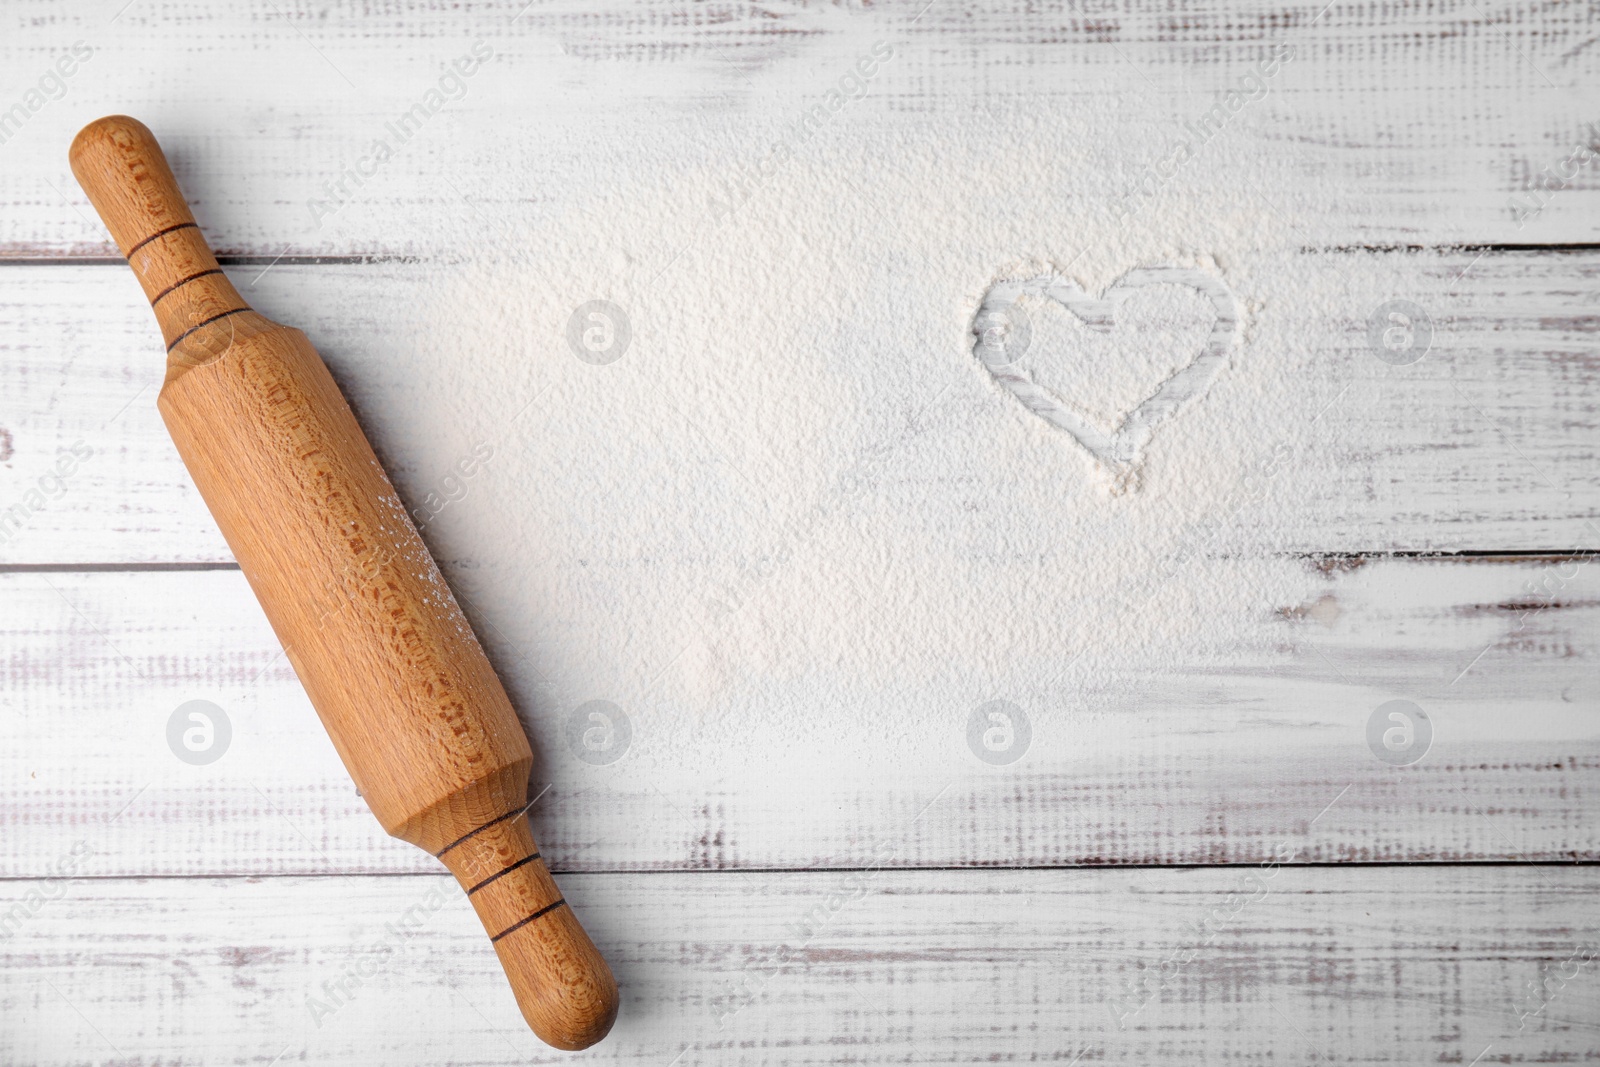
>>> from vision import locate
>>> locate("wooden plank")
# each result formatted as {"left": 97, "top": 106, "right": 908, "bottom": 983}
{"left": 1, "top": 2, "right": 1597, "bottom": 253}
{"left": 1, "top": 253, "right": 1597, "bottom": 564}
{"left": 2, "top": 554, "right": 1595, "bottom": 875}
{"left": 1, "top": 867, "right": 1595, "bottom": 1064}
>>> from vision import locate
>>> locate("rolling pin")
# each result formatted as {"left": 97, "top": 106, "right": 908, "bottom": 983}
{"left": 69, "top": 116, "right": 618, "bottom": 1050}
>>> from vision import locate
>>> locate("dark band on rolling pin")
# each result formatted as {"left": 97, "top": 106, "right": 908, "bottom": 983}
{"left": 150, "top": 268, "right": 225, "bottom": 307}
{"left": 489, "top": 899, "right": 567, "bottom": 943}
{"left": 165, "top": 308, "right": 251, "bottom": 352}
{"left": 125, "top": 221, "right": 198, "bottom": 258}
{"left": 466, "top": 852, "right": 541, "bottom": 896}
{"left": 434, "top": 805, "right": 527, "bottom": 858}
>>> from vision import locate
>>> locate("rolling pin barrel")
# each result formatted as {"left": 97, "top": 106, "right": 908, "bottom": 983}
{"left": 69, "top": 115, "right": 617, "bottom": 1051}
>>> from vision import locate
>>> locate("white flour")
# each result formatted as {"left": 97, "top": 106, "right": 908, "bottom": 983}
{"left": 385, "top": 85, "right": 1352, "bottom": 774}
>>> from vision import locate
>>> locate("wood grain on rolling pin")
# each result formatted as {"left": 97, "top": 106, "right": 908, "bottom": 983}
{"left": 65, "top": 115, "right": 615, "bottom": 1050}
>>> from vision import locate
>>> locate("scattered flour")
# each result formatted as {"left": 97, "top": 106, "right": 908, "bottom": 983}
{"left": 369, "top": 82, "right": 1363, "bottom": 778}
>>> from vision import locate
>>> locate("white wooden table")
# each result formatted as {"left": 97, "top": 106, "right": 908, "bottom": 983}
{"left": 3, "top": 2, "right": 1598, "bottom": 1063}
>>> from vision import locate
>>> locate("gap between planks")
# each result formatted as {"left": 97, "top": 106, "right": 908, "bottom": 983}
{"left": 4, "top": 550, "right": 1596, "bottom": 574}
{"left": 4, "top": 245, "right": 1600, "bottom": 266}
{"left": 2, "top": 858, "right": 1598, "bottom": 884}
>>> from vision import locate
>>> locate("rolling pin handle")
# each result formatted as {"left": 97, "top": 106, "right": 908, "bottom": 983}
{"left": 69, "top": 115, "right": 253, "bottom": 352}
{"left": 437, "top": 810, "right": 619, "bottom": 1049}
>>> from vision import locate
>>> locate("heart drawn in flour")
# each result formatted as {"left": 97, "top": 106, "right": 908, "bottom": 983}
{"left": 971, "top": 266, "right": 1240, "bottom": 470}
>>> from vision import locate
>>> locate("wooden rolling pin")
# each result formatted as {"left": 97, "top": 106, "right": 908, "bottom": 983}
{"left": 69, "top": 116, "right": 618, "bottom": 1050}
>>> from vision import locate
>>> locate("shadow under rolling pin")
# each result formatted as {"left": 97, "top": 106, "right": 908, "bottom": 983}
{"left": 69, "top": 115, "right": 618, "bottom": 1051}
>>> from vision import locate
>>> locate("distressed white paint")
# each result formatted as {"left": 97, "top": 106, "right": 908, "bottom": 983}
{"left": 1, "top": 1, "right": 1596, "bottom": 1062}
{"left": 1, "top": 254, "right": 1597, "bottom": 565}
{"left": 1, "top": 2, "right": 1598, "bottom": 252}
{"left": 2, "top": 868, "right": 1597, "bottom": 1065}
{"left": 1, "top": 556, "right": 1594, "bottom": 876}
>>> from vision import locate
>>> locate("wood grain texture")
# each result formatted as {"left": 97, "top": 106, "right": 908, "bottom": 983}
{"left": 64, "top": 114, "right": 252, "bottom": 353}
{"left": 2, "top": 868, "right": 1597, "bottom": 1065}
{"left": 53, "top": 114, "right": 617, "bottom": 1049}
{"left": 0, "top": 250, "right": 1597, "bottom": 565}
{"left": 1, "top": 2, "right": 1597, "bottom": 253}
{"left": 2, "top": 553, "right": 1593, "bottom": 875}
